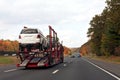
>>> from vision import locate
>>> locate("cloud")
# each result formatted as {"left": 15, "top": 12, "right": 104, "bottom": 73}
{"left": 0, "top": 0, "right": 106, "bottom": 25}
{"left": 5, "top": 1, "right": 105, "bottom": 21}
{"left": 0, "top": 0, "right": 106, "bottom": 47}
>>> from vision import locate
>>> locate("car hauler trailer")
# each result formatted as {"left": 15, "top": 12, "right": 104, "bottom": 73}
{"left": 17, "top": 26, "right": 64, "bottom": 68}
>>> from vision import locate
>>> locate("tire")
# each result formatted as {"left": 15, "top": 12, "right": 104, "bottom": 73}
{"left": 61, "top": 57, "right": 64, "bottom": 63}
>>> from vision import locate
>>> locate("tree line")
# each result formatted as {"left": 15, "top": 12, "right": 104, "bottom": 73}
{"left": 0, "top": 39, "right": 19, "bottom": 55}
{"left": 0, "top": 39, "right": 71, "bottom": 55}
{"left": 87, "top": 0, "right": 120, "bottom": 56}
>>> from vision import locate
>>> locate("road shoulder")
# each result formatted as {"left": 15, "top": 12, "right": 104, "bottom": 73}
{"left": 84, "top": 57, "right": 120, "bottom": 77}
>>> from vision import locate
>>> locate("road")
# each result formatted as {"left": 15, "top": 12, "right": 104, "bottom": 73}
{"left": 0, "top": 53, "right": 119, "bottom": 80}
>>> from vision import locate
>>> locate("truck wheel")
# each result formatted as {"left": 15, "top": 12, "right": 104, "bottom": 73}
{"left": 61, "top": 57, "right": 64, "bottom": 63}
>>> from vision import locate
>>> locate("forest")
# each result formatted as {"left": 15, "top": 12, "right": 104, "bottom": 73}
{"left": 0, "top": 39, "right": 19, "bottom": 55}
{"left": 0, "top": 39, "right": 71, "bottom": 55}
{"left": 82, "top": 0, "right": 120, "bottom": 56}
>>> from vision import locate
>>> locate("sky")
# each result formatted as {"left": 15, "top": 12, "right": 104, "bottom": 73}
{"left": 0, "top": 0, "right": 106, "bottom": 48}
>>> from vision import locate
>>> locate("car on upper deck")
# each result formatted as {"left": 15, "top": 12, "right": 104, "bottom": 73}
{"left": 18, "top": 27, "right": 48, "bottom": 51}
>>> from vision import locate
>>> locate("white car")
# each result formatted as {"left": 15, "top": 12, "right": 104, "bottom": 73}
{"left": 19, "top": 27, "right": 48, "bottom": 51}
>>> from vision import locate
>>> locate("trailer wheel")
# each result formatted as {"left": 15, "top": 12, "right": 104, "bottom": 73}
{"left": 61, "top": 57, "right": 64, "bottom": 63}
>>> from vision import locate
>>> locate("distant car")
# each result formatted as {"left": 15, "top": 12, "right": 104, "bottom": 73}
{"left": 12, "top": 54, "right": 16, "bottom": 56}
{"left": 19, "top": 27, "right": 48, "bottom": 51}
{"left": 4, "top": 54, "right": 9, "bottom": 56}
{"left": 77, "top": 55, "right": 81, "bottom": 58}
{"left": 70, "top": 55, "right": 75, "bottom": 58}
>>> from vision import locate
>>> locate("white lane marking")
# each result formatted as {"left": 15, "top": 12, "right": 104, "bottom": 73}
{"left": 4, "top": 69, "right": 17, "bottom": 73}
{"left": 52, "top": 69, "right": 59, "bottom": 74}
{"left": 83, "top": 59, "right": 120, "bottom": 80}
{"left": 63, "top": 64, "right": 67, "bottom": 67}
{"left": 68, "top": 60, "right": 72, "bottom": 64}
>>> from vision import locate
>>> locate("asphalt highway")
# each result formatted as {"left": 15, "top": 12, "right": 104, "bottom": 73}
{"left": 0, "top": 53, "right": 119, "bottom": 80}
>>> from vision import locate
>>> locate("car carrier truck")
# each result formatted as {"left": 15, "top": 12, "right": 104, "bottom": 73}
{"left": 17, "top": 26, "right": 64, "bottom": 68}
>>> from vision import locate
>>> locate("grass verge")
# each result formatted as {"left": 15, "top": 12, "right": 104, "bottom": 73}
{"left": 0, "top": 56, "right": 18, "bottom": 66}
{"left": 86, "top": 55, "right": 120, "bottom": 64}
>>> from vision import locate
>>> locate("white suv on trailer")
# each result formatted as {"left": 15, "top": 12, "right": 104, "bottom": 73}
{"left": 19, "top": 27, "right": 48, "bottom": 51}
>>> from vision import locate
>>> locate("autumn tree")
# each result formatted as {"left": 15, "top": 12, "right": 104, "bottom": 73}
{"left": 87, "top": 14, "right": 106, "bottom": 56}
{"left": 87, "top": 0, "right": 120, "bottom": 56}
{"left": 0, "top": 39, "right": 19, "bottom": 54}
{"left": 101, "top": 0, "right": 120, "bottom": 56}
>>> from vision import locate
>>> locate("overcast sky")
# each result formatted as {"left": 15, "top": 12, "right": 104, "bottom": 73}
{"left": 0, "top": 0, "right": 106, "bottom": 47}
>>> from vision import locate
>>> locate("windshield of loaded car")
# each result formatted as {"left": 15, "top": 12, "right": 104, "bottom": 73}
{"left": 21, "top": 29, "right": 38, "bottom": 34}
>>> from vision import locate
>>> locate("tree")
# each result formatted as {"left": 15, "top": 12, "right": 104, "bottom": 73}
{"left": 0, "top": 39, "right": 19, "bottom": 54}
{"left": 87, "top": 14, "right": 106, "bottom": 56}
{"left": 101, "top": 0, "right": 120, "bottom": 56}
{"left": 87, "top": 0, "right": 120, "bottom": 56}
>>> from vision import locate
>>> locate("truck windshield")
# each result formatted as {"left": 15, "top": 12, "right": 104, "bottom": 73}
{"left": 21, "top": 29, "right": 38, "bottom": 34}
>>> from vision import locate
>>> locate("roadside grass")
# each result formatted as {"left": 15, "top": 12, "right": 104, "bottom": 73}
{"left": 86, "top": 55, "right": 120, "bottom": 64}
{"left": 0, "top": 56, "right": 18, "bottom": 66}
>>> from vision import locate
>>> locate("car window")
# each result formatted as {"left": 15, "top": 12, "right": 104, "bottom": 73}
{"left": 21, "top": 29, "right": 38, "bottom": 34}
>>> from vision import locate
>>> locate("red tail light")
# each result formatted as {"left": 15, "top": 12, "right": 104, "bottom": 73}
{"left": 16, "top": 64, "right": 20, "bottom": 67}
{"left": 37, "top": 35, "right": 41, "bottom": 38}
{"left": 19, "top": 35, "right": 21, "bottom": 39}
